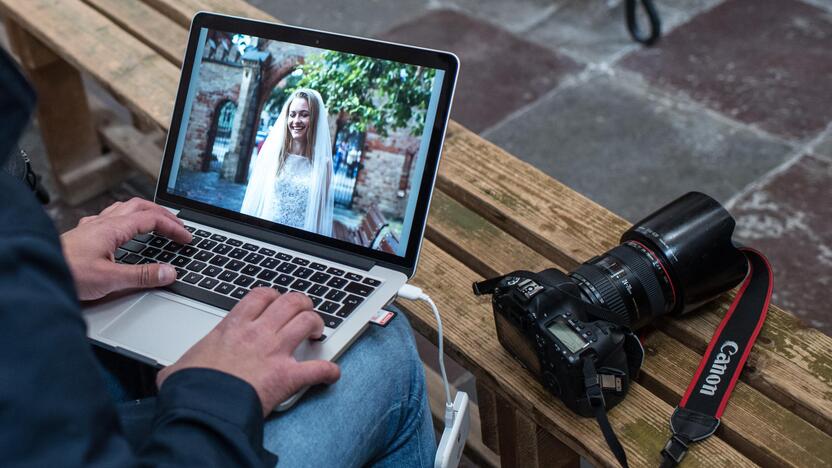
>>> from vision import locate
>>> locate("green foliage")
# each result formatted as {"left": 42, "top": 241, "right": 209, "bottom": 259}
{"left": 290, "top": 51, "right": 436, "bottom": 136}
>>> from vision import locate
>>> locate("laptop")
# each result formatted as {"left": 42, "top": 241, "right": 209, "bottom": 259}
{"left": 83, "top": 12, "right": 458, "bottom": 410}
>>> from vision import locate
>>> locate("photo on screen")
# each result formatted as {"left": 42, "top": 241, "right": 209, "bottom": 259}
{"left": 166, "top": 29, "right": 445, "bottom": 257}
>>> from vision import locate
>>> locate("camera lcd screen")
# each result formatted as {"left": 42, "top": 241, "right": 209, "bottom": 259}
{"left": 547, "top": 320, "right": 587, "bottom": 353}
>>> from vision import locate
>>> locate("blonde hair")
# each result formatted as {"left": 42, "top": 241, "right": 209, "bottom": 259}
{"left": 276, "top": 90, "right": 319, "bottom": 174}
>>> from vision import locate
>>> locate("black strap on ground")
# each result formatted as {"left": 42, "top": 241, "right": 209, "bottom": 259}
{"left": 625, "top": 0, "right": 662, "bottom": 45}
{"left": 659, "top": 248, "right": 773, "bottom": 467}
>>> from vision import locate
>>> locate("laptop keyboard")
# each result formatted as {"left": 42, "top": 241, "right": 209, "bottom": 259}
{"left": 114, "top": 224, "right": 383, "bottom": 339}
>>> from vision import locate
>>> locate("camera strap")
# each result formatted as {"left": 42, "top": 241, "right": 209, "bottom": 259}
{"left": 659, "top": 248, "right": 772, "bottom": 467}
{"left": 584, "top": 359, "right": 631, "bottom": 468}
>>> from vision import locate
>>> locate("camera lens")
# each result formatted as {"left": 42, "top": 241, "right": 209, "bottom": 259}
{"left": 567, "top": 192, "right": 748, "bottom": 330}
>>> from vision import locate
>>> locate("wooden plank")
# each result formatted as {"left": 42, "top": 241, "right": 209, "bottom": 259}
{"left": 438, "top": 120, "right": 832, "bottom": 436}
{"left": 399, "top": 241, "right": 755, "bottom": 467}
{"left": 0, "top": 0, "right": 181, "bottom": 131}
{"left": 141, "top": 0, "right": 275, "bottom": 28}
{"left": 497, "top": 394, "right": 580, "bottom": 468}
{"left": 426, "top": 194, "right": 832, "bottom": 466}
{"left": 476, "top": 381, "right": 501, "bottom": 455}
{"left": 99, "top": 124, "right": 163, "bottom": 178}
{"left": 83, "top": 0, "right": 186, "bottom": 65}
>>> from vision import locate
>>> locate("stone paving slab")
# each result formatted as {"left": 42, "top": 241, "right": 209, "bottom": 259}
{"left": 378, "top": 9, "right": 583, "bottom": 133}
{"left": 730, "top": 154, "right": 832, "bottom": 335}
{"left": 483, "top": 73, "right": 794, "bottom": 221}
{"left": 621, "top": 0, "right": 832, "bottom": 140}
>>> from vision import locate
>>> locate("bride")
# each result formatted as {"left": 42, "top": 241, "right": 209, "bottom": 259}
{"left": 241, "top": 88, "right": 334, "bottom": 237}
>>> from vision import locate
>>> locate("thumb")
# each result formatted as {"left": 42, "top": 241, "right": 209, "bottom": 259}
{"left": 105, "top": 261, "right": 177, "bottom": 293}
{"left": 293, "top": 360, "right": 341, "bottom": 388}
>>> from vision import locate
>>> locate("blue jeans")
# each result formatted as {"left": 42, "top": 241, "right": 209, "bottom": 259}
{"left": 98, "top": 308, "right": 436, "bottom": 467}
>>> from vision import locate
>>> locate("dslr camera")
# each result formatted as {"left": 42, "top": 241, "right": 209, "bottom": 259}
{"left": 473, "top": 192, "right": 748, "bottom": 417}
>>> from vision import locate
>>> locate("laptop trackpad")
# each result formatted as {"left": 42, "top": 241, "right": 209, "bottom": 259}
{"left": 101, "top": 294, "right": 221, "bottom": 365}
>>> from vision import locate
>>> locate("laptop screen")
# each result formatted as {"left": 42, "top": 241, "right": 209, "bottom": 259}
{"left": 161, "top": 23, "right": 453, "bottom": 265}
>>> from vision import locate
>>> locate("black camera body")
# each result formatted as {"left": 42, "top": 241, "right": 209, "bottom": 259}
{"left": 488, "top": 269, "right": 643, "bottom": 416}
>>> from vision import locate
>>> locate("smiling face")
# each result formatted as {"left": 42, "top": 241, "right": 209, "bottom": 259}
{"left": 287, "top": 97, "right": 311, "bottom": 142}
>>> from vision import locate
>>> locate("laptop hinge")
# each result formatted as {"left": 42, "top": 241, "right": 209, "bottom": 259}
{"left": 177, "top": 208, "right": 376, "bottom": 271}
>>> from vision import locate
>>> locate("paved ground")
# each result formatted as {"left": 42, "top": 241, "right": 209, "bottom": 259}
{"left": 3, "top": 0, "right": 830, "bottom": 464}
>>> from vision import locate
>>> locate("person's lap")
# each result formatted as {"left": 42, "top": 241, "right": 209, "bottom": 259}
{"left": 97, "top": 307, "right": 436, "bottom": 467}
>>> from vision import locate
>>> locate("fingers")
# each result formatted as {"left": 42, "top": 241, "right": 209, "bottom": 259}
{"left": 110, "top": 210, "right": 191, "bottom": 245}
{"left": 225, "top": 287, "right": 279, "bottom": 323}
{"left": 291, "top": 360, "right": 341, "bottom": 387}
{"left": 99, "top": 198, "right": 190, "bottom": 243}
{"left": 257, "top": 292, "right": 313, "bottom": 332}
{"left": 102, "top": 261, "right": 177, "bottom": 294}
{"left": 275, "top": 310, "right": 325, "bottom": 354}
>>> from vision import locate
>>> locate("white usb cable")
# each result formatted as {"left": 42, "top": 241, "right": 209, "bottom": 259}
{"left": 397, "top": 284, "right": 470, "bottom": 468}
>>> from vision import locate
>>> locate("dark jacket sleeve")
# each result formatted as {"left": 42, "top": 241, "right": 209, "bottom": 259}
{"left": 0, "top": 173, "right": 276, "bottom": 467}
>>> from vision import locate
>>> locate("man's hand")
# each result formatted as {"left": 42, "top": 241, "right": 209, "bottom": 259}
{"left": 60, "top": 198, "right": 192, "bottom": 301}
{"left": 156, "top": 288, "right": 340, "bottom": 415}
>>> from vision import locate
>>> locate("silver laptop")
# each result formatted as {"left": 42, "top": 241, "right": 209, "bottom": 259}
{"left": 83, "top": 12, "right": 458, "bottom": 410}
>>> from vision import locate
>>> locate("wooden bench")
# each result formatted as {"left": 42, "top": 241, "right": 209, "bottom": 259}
{"left": 2, "top": 1, "right": 830, "bottom": 466}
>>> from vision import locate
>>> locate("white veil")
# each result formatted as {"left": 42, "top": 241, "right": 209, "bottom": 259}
{"left": 241, "top": 88, "right": 334, "bottom": 237}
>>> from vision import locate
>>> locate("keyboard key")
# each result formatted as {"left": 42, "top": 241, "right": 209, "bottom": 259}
{"left": 132, "top": 233, "right": 153, "bottom": 243}
{"left": 164, "top": 241, "right": 184, "bottom": 253}
{"left": 234, "top": 275, "right": 255, "bottom": 287}
{"left": 214, "top": 282, "right": 235, "bottom": 295}
{"left": 326, "top": 267, "right": 345, "bottom": 276}
{"left": 195, "top": 229, "right": 211, "bottom": 238}
{"left": 341, "top": 294, "right": 362, "bottom": 314}
{"left": 241, "top": 264, "right": 261, "bottom": 276}
{"left": 325, "top": 289, "right": 346, "bottom": 302}
{"left": 165, "top": 281, "right": 237, "bottom": 311}
{"left": 274, "top": 274, "right": 293, "bottom": 286}
{"left": 209, "top": 255, "right": 230, "bottom": 267}
{"left": 345, "top": 272, "right": 363, "bottom": 282}
{"left": 251, "top": 280, "right": 271, "bottom": 288}
{"left": 336, "top": 308, "right": 355, "bottom": 318}
{"left": 258, "top": 247, "right": 276, "bottom": 256}
{"left": 242, "top": 243, "right": 259, "bottom": 251}
{"left": 319, "top": 301, "right": 341, "bottom": 314}
{"left": 276, "top": 252, "right": 292, "bottom": 261}
{"left": 198, "top": 277, "right": 219, "bottom": 290}
{"left": 114, "top": 248, "right": 128, "bottom": 260}
{"left": 171, "top": 256, "right": 190, "bottom": 267}
{"left": 138, "top": 257, "right": 152, "bottom": 264}
{"left": 295, "top": 267, "right": 313, "bottom": 279}
{"left": 149, "top": 236, "right": 168, "bottom": 248}
{"left": 310, "top": 296, "right": 323, "bottom": 307}
{"left": 228, "top": 248, "right": 248, "bottom": 259}
{"left": 226, "top": 260, "right": 245, "bottom": 271}
{"left": 310, "top": 262, "right": 327, "bottom": 271}
{"left": 316, "top": 312, "right": 342, "bottom": 329}
{"left": 141, "top": 247, "right": 162, "bottom": 259}
{"left": 327, "top": 277, "right": 348, "bottom": 289}
{"left": 276, "top": 263, "right": 297, "bottom": 274}
{"left": 203, "top": 266, "right": 222, "bottom": 277}
{"left": 123, "top": 255, "right": 144, "bottom": 265}
{"left": 243, "top": 252, "right": 264, "bottom": 264}
{"left": 156, "top": 251, "right": 176, "bottom": 263}
{"left": 314, "top": 334, "right": 327, "bottom": 342}
{"left": 210, "top": 234, "right": 227, "bottom": 242}
{"left": 183, "top": 272, "right": 203, "bottom": 284}
{"left": 179, "top": 245, "right": 199, "bottom": 257}
{"left": 218, "top": 271, "right": 238, "bottom": 282}
{"left": 231, "top": 287, "right": 249, "bottom": 299}
{"left": 226, "top": 238, "right": 243, "bottom": 247}
{"left": 273, "top": 285, "right": 289, "bottom": 294}
{"left": 291, "top": 257, "right": 310, "bottom": 266}
{"left": 194, "top": 250, "right": 214, "bottom": 262}
{"left": 290, "top": 279, "right": 311, "bottom": 291}
{"left": 197, "top": 239, "right": 217, "bottom": 250}
{"left": 257, "top": 270, "right": 277, "bottom": 281}
{"left": 344, "top": 281, "right": 374, "bottom": 297}
{"left": 120, "top": 240, "right": 146, "bottom": 253}
{"left": 261, "top": 258, "right": 280, "bottom": 269}
{"left": 363, "top": 277, "right": 382, "bottom": 287}
{"left": 310, "top": 272, "right": 331, "bottom": 284}
{"left": 183, "top": 225, "right": 196, "bottom": 233}
{"left": 187, "top": 235, "right": 203, "bottom": 246}
{"left": 174, "top": 267, "right": 187, "bottom": 278}
{"left": 308, "top": 284, "right": 328, "bottom": 297}
{"left": 186, "top": 260, "right": 207, "bottom": 272}
{"left": 212, "top": 244, "right": 232, "bottom": 255}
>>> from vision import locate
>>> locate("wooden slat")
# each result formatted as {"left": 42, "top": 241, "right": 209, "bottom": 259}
{"left": 0, "top": 0, "right": 181, "bottom": 132}
{"left": 83, "top": 0, "right": 187, "bottom": 65}
{"left": 425, "top": 194, "right": 832, "bottom": 466}
{"left": 496, "top": 394, "right": 580, "bottom": 468}
{"left": 476, "top": 381, "right": 501, "bottom": 455}
{"left": 141, "top": 0, "right": 275, "bottom": 28}
{"left": 438, "top": 121, "right": 832, "bottom": 435}
{"left": 400, "top": 241, "right": 755, "bottom": 467}
{"left": 99, "top": 124, "right": 163, "bottom": 178}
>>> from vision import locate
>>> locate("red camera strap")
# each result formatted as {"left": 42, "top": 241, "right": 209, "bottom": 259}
{"left": 659, "top": 248, "right": 773, "bottom": 467}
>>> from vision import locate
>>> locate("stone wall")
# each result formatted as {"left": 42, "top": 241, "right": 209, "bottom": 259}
{"left": 352, "top": 127, "right": 420, "bottom": 220}
{"left": 180, "top": 61, "right": 243, "bottom": 171}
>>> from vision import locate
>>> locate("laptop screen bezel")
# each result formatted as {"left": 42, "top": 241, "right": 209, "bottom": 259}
{"left": 155, "top": 12, "right": 458, "bottom": 275}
